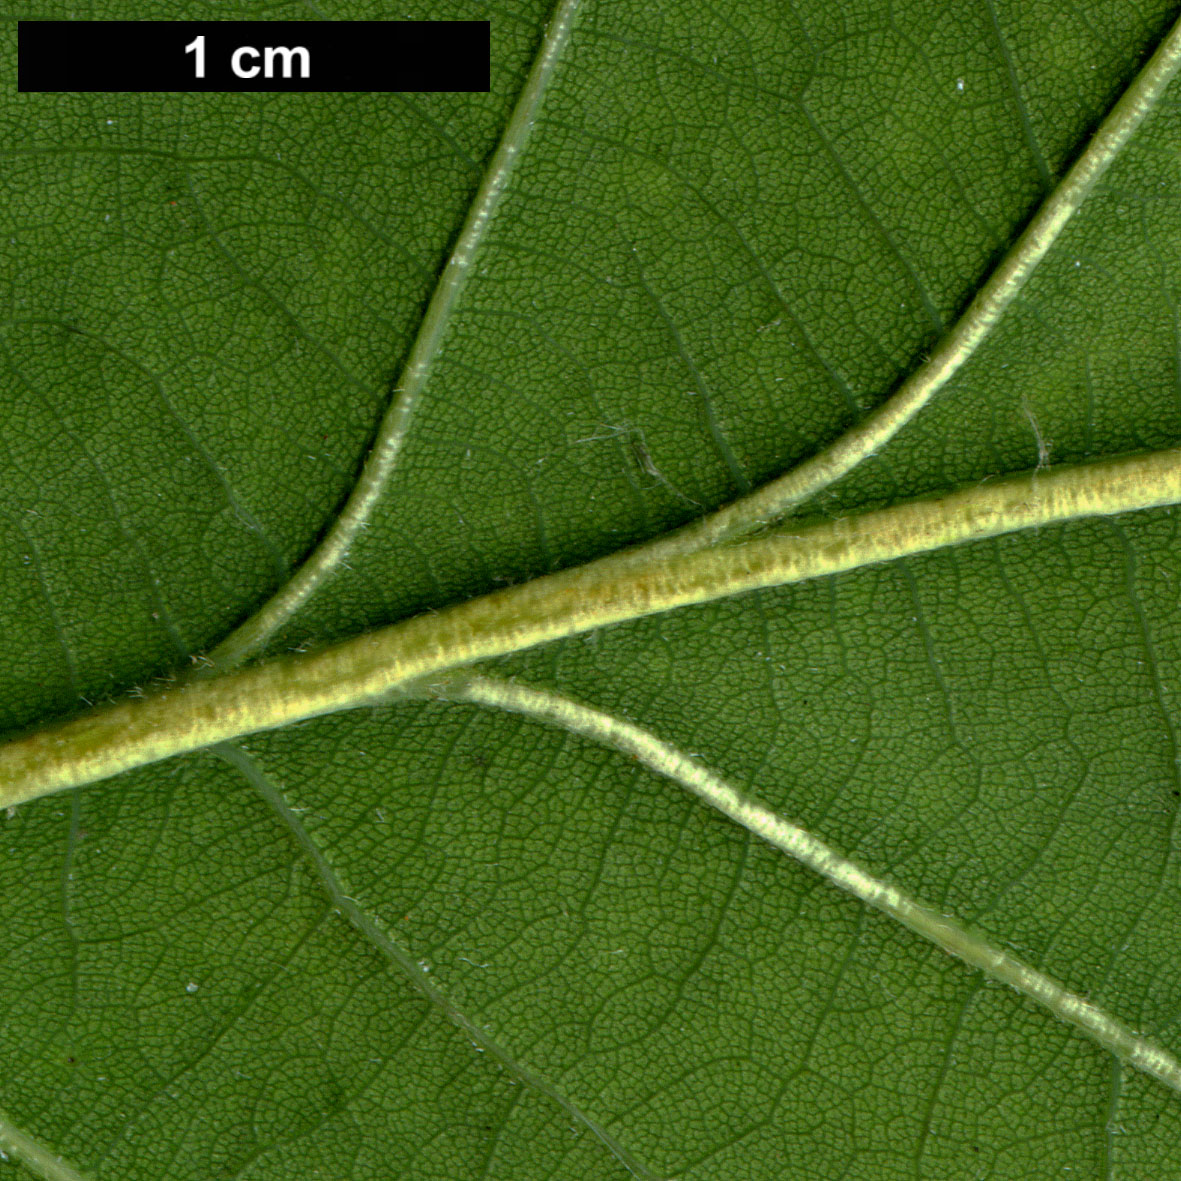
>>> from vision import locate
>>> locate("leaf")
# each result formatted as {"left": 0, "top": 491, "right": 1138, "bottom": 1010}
{"left": 6, "top": 2, "right": 1181, "bottom": 1178}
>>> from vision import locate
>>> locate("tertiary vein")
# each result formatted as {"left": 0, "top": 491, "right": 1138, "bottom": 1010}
{"left": 629, "top": 6, "right": 1181, "bottom": 561}
{"left": 216, "top": 741, "right": 659, "bottom": 1181}
{"left": 201, "top": 4, "right": 1181, "bottom": 682}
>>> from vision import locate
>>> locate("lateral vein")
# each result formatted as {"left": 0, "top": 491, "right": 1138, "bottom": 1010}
{"left": 439, "top": 674, "right": 1181, "bottom": 1098}
{"left": 0, "top": 1111, "right": 91, "bottom": 1181}
{"left": 207, "top": 0, "right": 586, "bottom": 672}
{"left": 626, "top": 10, "right": 1181, "bottom": 561}
{"left": 215, "top": 742, "right": 660, "bottom": 1181}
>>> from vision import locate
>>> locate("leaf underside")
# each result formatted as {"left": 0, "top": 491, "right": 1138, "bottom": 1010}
{"left": 6, "top": 2, "right": 1181, "bottom": 1179}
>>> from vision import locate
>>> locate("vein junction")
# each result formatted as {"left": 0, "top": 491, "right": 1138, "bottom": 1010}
{"left": 3, "top": 445, "right": 1181, "bottom": 806}
{"left": 204, "top": 0, "right": 1181, "bottom": 651}
{"left": 432, "top": 674, "right": 1181, "bottom": 1098}
{"left": 205, "top": 0, "right": 587, "bottom": 672}
{"left": 507, "top": 8, "right": 1181, "bottom": 567}
{"left": 5, "top": 5, "right": 1181, "bottom": 1172}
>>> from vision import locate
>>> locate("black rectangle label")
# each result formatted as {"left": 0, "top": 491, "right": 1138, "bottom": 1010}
{"left": 17, "top": 21, "right": 490, "bottom": 93}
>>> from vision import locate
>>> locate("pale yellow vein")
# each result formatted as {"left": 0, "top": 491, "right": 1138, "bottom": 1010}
{"left": 440, "top": 673, "right": 1181, "bottom": 1098}
{"left": 0, "top": 1111, "right": 91, "bottom": 1181}
{"left": 625, "top": 9, "right": 1181, "bottom": 562}
{"left": 2, "top": 447, "right": 1180, "bottom": 806}
{"left": 206, "top": 0, "right": 586, "bottom": 672}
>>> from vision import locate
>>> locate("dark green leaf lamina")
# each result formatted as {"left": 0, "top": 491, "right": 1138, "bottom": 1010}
{"left": 5, "top": 2, "right": 1181, "bottom": 1179}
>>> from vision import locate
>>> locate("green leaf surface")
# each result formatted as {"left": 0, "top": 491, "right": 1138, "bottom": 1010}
{"left": 6, "top": 2, "right": 1181, "bottom": 1178}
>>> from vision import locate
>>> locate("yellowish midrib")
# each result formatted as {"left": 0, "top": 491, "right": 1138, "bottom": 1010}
{"left": 202, "top": 10, "right": 1181, "bottom": 674}
{"left": 3, "top": 446, "right": 1181, "bottom": 807}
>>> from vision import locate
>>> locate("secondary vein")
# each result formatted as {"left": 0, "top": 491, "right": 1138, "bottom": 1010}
{"left": 206, "top": 0, "right": 587, "bottom": 672}
{"left": 215, "top": 742, "right": 660, "bottom": 1181}
{"left": 205, "top": 6, "right": 1181, "bottom": 681}
{"left": 439, "top": 673, "right": 1181, "bottom": 1099}
{"left": 0, "top": 1111, "right": 91, "bottom": 1181}
{"left": 622, "top": 8, "right": 1181, "bottom": 562}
